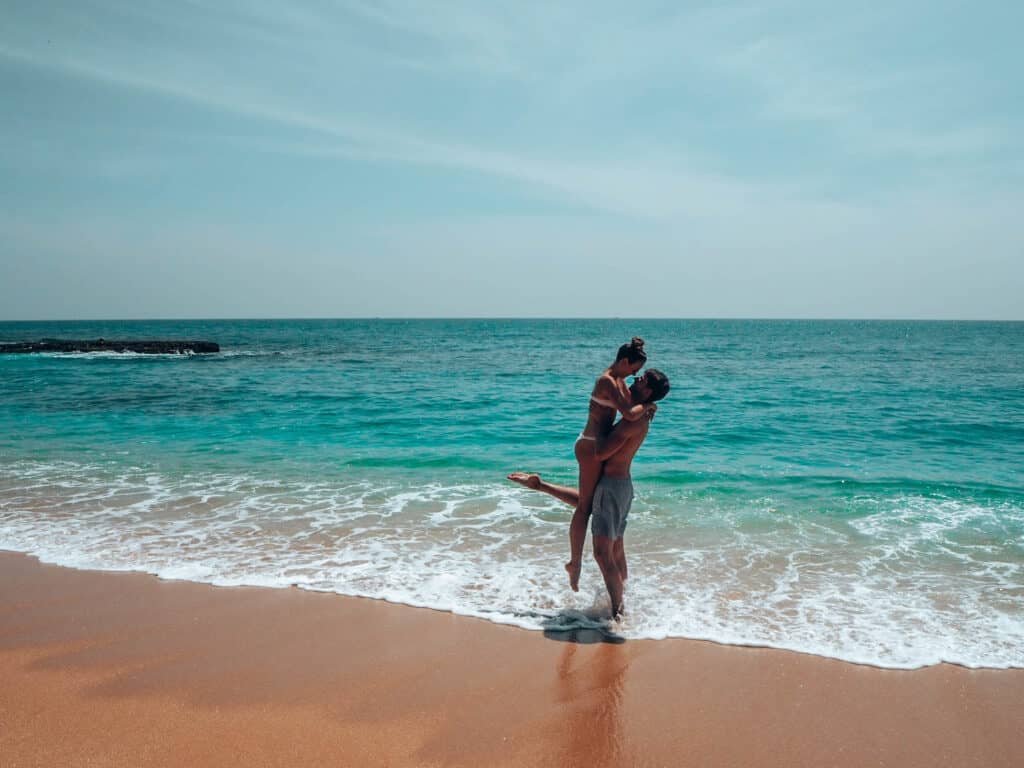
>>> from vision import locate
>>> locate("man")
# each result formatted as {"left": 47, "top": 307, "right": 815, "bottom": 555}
{"left": 508, "top": 369, "right": 670, "bottom": 619}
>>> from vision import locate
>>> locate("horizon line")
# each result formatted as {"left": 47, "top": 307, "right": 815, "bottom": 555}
{"left": 1, "top": 316, "right": 1022, "bottom": 324}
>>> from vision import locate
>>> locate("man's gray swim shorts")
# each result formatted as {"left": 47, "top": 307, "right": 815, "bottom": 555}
{"left": 590, "top": 475, "right": 634, "bottom": 541}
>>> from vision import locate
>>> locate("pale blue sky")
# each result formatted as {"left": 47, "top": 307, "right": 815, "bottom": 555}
{"left": 1, "top": 1, "right": 1021, "bottom": 319}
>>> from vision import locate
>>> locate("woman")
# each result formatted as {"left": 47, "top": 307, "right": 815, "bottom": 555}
{"left": 565, "top": 337, "right": 653, "bottom": 591}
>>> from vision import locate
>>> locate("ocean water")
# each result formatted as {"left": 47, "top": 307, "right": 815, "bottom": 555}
{"left": 1, "top": 319, "right": 1022, "bottom": 669}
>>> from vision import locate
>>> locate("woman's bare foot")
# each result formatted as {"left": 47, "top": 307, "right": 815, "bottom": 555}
{"left": 506, "top": 472, "right": 541, "bottom": 490}
{"left": 564, "top": 560, "right": 581, "bottom": 592}
{"left": 509, "top": 473, "right": 580, "bottom": 589}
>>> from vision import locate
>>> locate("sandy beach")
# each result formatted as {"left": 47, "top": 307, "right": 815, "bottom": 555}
{"left": 1, "top": 550, "right": 1021, "bottom": 767}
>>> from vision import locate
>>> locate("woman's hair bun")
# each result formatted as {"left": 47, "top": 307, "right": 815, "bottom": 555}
{"left": 616, "top": 336, "right": 648, "bottom": 363}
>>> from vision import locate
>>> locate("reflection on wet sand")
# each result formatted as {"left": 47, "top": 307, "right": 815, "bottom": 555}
{"left": 555, "top": 640, "right": 631, "bottom": 767}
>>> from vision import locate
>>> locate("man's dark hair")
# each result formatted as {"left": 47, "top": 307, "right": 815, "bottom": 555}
{"left": 645, "top": 368, "right": 670, "bottom": 403}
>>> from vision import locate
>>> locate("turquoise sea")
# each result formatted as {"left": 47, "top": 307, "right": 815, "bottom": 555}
{"left": 1, "top": 319, "right": 1022, "bottom": 668}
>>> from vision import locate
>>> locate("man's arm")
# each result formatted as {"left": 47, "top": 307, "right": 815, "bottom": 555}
{"left": 596, "top": 402, "right": 656, "bottom": 461}
{"left": 594, "top": 375, "right": 649, "bottom": 422}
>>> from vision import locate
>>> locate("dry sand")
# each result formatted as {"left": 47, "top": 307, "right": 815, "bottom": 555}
{"left": 1, "top": 550, "right": 1021, "bottom": 767}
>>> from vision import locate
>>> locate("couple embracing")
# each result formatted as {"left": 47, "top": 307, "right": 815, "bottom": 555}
{"left": 509, "top": 337, "right": 670, "bottom": 620}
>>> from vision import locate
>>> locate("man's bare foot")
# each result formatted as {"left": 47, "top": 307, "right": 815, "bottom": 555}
{"left": 564, "top": 560, "right": 581, "bottom": 592}
{"left": 610, "top": 611, "right": 626, "bottom": 633}
{"left": 506, "top": 472, "right": 541, "bottom": 490}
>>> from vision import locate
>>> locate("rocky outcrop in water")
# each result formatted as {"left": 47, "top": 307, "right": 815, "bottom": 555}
{"left": 0, "top": 339, "right": 220, "bottom": 354}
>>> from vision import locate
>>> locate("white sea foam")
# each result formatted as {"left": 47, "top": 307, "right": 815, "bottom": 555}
{"left": 16, "top": 350, "right": 198, "bottom": 359}
{"left": 1, "top": 459, "right": 1022, "bottom": 669}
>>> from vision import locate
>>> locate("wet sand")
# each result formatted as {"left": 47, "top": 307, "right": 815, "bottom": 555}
{"left": 1, "top": 550, "right": 1021, "bottom": 767}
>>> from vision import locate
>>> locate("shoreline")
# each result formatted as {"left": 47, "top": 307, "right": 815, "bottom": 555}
{"left": 2, "top": 551, "right": 1022, "bottom": 767}
{"left": 2, "top": 546, "right": 1012, "bottom": 672}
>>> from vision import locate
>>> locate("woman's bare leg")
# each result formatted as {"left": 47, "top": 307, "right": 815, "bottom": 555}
{"left": 506, "top": 452, "right": 601, "bottom": 593}
{"left": 567, "top": 442, "right": 602, "bottom": 592}
{"left": 506, "top": 473, "right": 580, "bottom": 507}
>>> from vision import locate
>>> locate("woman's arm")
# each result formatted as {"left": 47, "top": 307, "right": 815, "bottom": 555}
{"left": 593, "top": 375, "right": 648, "bottom": 421}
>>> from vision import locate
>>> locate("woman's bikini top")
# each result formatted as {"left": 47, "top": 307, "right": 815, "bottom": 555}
{"left": 584, "top": 385, "right": 624, "bottom": 439}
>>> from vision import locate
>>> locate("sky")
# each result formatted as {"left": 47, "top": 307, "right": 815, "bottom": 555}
{"left": 1, "top": 1, "right": 1022, "bottom": 320}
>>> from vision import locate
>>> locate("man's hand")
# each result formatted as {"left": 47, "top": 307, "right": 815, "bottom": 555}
{"left": 644, "top": 403, "right": 658, "bottom": 421}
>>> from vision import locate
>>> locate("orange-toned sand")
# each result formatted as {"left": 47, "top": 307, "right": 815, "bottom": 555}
{"left": 1, "top": 551, "right": 1020, "bottom": 767}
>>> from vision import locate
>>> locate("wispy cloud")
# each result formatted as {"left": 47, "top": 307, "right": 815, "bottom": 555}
{"left": 4, "top": 1, "right": 1017, "bottom": 187}
{"left": 0, "top": 35, "right": 817, "bottom": 222}
{"left": 1, "top": 1, "right": 1022, "bottom": 318}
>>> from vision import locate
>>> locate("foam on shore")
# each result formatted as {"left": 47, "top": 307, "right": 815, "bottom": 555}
{"left": 2, "top": 458, "right": 1021, "bottom": 670}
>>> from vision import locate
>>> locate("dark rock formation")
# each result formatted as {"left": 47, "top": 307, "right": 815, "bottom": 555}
{"left": 0, "top": 339, "right": 220, "bottom": 354}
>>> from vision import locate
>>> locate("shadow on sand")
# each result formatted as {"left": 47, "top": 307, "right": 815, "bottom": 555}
{"left": 541, "top": 609, "right": 626, "bottom": 645}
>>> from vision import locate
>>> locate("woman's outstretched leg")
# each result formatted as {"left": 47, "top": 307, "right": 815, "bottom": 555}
{"left": 507, "top": 473, "right": 579, "bottom": 507}
{"left": 508, "top": 470, "right": 589, "bottom": 587}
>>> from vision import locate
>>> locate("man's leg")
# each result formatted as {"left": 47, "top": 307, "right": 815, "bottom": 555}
{"left": 592, "top": 534, "right": 624, "bottom": 618}
{"left": 612, "top": 537, "right": 627, "bottom": 583}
